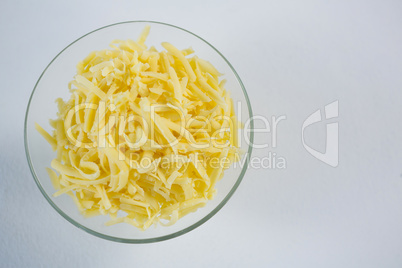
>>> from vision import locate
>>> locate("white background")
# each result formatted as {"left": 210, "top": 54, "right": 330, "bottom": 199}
{"left": 1, "top": 0, "right": 402, "bottom": 267}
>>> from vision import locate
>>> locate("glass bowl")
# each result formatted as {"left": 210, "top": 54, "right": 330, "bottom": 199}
{"left": 24, "top": 21, "right": 253, "bottom": 243}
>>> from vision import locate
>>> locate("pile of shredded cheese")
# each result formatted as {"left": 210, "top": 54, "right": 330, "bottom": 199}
{"left": 36, "top": 26, "right": 241, "bottom": 230}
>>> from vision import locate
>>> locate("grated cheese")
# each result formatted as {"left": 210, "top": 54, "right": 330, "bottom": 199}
{"left": 36, "top": 26, "right": 241, "bottom": 230}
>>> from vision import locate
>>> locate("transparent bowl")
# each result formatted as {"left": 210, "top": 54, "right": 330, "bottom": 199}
{"left": 24, "top": 21, "right": 253, "bottom": 243}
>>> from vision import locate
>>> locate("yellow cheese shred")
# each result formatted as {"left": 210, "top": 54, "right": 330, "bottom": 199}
{"left": 37, "top": 26, "right": 241, "bottom": 230}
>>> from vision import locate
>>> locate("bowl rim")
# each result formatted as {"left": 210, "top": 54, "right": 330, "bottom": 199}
{"left": 24, "top": 20, "right": 254, "bottom": 243}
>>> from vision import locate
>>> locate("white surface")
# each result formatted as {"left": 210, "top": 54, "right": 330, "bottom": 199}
{"left": 1, "top": 0, "right": 402, "bottom": 267}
